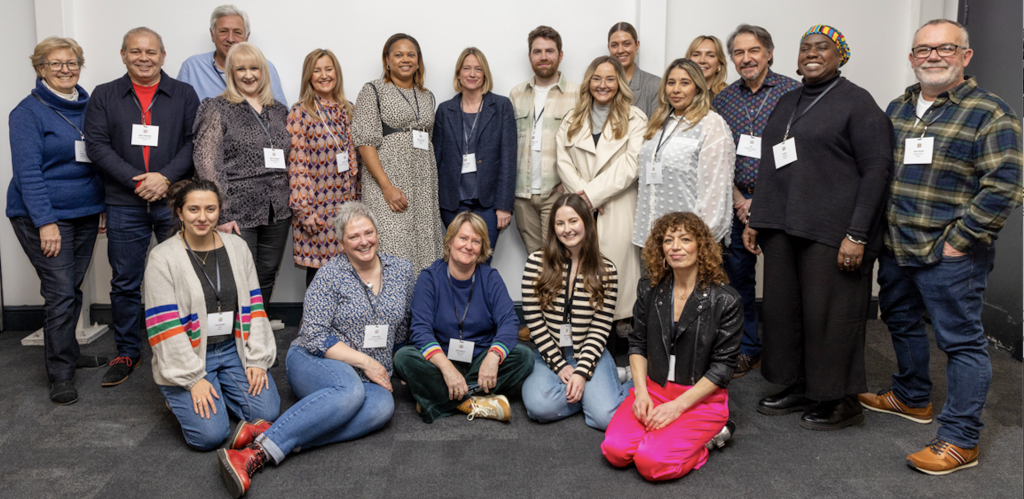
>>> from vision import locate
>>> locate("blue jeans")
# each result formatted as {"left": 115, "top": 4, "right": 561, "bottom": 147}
{"left": 106, "top": 204, "right": 174, "bottom": 358}
{"left": 440, "top": 200, "right": 499, "bottom": 264}
{"left": 10, "top": 215, "right": 99, "bottom": 383}
{"left": 159, "top": 340, "right": 281, "bottom": 451}
{"left": 877, "top": 246, "right": 995, "bottom": 449}
{"left": 521, "top": 346, "right": 626, "bottom": 430}
{"left": 722, "top": 195, "right": 759, "bottom": 357}
{"left": 257, "top": 345, "right": 394, "bottom": 464}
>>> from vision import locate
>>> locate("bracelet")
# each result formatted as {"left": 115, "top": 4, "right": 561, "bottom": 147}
{"left": 846, "top": 234, "right": 867, "bottom": 245}
{"left": 161, "top": 174, "right": 170, "bottom": 185}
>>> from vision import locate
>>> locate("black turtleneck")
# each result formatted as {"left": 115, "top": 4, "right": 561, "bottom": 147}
{"left": 748, "top": 73, "right": 894, "bottom": 265}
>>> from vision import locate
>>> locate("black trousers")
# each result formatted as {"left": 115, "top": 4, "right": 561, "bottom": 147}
{"left": 758, "top": 229, "right": 870, "bottom": 401}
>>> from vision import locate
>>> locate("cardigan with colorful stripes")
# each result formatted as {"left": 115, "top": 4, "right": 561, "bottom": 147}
{"left": 143, "top": 232, "right": 276, "bottom": 388}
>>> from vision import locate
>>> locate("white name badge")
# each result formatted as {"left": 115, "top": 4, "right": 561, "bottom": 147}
{"left": 363, "top": 324, "right": 389, "bottom": 349}
{"left": 558, "top": 323, "right": 573, "bottom": 347}
{"left": 412, "top": 130, "right": 430, "bottom": 150}
{"left": 207, "top": 311, "right": 234, "bottom": 337}
{"left": 264, "top": 148, "right": 286, "bottom": 169}
{"left": 461, "top": 153, "right": 478, "bottom": 174}
{"left": 645, "top": 161, "right": 664, "bottom": 185}
{"left": 448, "top": 339, "right": 475, "bottom": 363}
{"left": 131, "top": 124, "right": 159, "bottom": 147}
{"left": 773, "top": 137, "right": 797, "bottom": 168}
{"left": 531, "top": 127, "right": 542, "bottom": 151}
{"left": 668, "top": 354, "right": 676, "bottom": 382}
{"left": 904, "top": 137, "right": 934, "bottom": 165}
{"left": 737, "top": 134, "right": 762, "bottom": 159}
{"left": 75, "top": 140, "right": 91, "bottom": 163}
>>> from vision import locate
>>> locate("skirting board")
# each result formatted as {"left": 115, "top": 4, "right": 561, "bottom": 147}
{"left": 21, "top": 324, "right": 110, "bottom": 346}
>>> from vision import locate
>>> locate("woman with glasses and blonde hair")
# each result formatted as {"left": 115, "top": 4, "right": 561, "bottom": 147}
{"left": 287, "top": 48, "right": 361, "bottom": 287}
{"left": 193, "top": 42, "right": 291, "bottom": 305}
{"left": 686, "top": 36, "right": 729, "bottom": 100}
{"left": 633, "top": 58, "right": 735, "bottom": 249}
{"left": 556, "top": 56, "right": 646, "bottom": 324}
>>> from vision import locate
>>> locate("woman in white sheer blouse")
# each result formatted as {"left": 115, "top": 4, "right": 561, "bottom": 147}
{"left": 632, "top": 58, "right": 735, "bottom": 248}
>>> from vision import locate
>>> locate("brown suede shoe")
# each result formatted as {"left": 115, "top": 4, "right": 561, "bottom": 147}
{"left": 733, "top": 353, "right": 761, "bottom": 378}
{"left": 518, "top": 326, "right": 531, "bottom": 342}
{"left": 859, "top": 390, "right": 933, "bottom": 424}
{"left": 906, "top": 439, "right": 978, "bottom": 475}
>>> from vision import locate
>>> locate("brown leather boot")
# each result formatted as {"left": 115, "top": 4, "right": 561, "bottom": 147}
{"left": 228, "top": 419, "right": 271, "bottom": 450}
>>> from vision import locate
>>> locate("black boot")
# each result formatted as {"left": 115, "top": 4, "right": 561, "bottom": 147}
{"left": 799, "top": 395, "right": 864, "bottom": 431}
{"left": 757, "top": 383, "right": 816, "bottom": 415}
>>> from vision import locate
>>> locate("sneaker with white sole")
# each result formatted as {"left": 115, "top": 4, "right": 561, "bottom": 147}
{"left": 617, "top": 366, "right": 633, "bottom": 384}
{"left": 466, "top": 394, "right": 511, "bottom": 421}
{"left": 705, "top": 420, "right": 736, "bottom": 450}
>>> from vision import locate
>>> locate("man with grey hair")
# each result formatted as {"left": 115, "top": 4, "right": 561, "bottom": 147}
{"left": 177, "top": 4, "right": 287, "bottom": 103}
{"left": 861, "top": 18, "right": 1022, "bottom": 475}
{"left": 711, "top": 24, "right": 800, "bottom": 380}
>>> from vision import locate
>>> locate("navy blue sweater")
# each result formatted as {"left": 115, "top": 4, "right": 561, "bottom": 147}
{"left": 6, "top": 79, "right": 104, "bottom": 226}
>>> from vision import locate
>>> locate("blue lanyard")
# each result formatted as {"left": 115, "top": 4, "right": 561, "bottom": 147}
{"left": 32, "top": 94, "right": 84, "bottom": 139}
{"left": 461, "top": 98, "right": 483, "bottom": 154}
{"left": 182, "top": 234, "right": 223, "bottom": 312}
{"left": 446, "top": 266, "right": 476, "bottom": 340}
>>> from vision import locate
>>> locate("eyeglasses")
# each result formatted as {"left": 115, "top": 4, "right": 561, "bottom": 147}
{"left": 911, "top": 44, "right": 965, "bottom": 59}
{"left": 42, "top": 61, "right": 80, "bottom": 71}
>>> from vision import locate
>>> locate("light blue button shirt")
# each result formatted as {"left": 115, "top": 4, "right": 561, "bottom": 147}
{"left": 177, "top": 51, "right": 288, "bottom": 105}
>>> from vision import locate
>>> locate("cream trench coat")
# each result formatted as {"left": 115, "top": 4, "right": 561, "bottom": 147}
{"left": 556, "top": 106, "right": 646, "bottom": 320}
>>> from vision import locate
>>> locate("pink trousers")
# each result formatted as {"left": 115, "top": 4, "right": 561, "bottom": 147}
{"left": 601, "top": 379, "right": 729, "bottom": 481}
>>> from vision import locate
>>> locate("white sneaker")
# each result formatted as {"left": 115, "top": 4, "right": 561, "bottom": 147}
{"left": 466, "top": 394, "right": 511, "bottom": 421}
{"left": 617, "top": 367, "right": 633, "bottom": 384}
{"left": 270, "top": 319, "right": 285, "bottom": 331}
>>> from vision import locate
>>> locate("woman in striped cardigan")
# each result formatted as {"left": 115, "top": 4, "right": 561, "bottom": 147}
{"left": 144, "top": 179, "right": 280, "bottom": 452}
{"left": 521, "top": 193, "right": 626, "bottom": 430}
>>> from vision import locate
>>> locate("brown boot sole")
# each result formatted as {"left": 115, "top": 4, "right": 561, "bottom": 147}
{"left": 100, "top": 360, "right": 141, "bottom": 387}
{"left": 860, "top": 401, "right": 932, "bottom": 424}
{"left": 908, "top": 458, "right": 978, "bottom": 476}
{"left": 216, "top": 449, "right": 247, "bottom": 499}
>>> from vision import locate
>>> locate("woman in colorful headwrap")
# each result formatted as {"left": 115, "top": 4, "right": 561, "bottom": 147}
{"left": 741, "top": 25, "right": 893, "bottom": 431}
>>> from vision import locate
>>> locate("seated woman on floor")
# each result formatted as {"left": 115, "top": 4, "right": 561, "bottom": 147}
{"left": 216, "top": 201, "right": 415, "bottom": 499}
{"left": 602, "top": 212, "right": 741, "bottom": 481}
{"left": 394, "top": 212, "right": 533, "bottom": 423}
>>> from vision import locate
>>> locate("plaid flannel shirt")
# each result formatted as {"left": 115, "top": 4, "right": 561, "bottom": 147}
{"left": 509, "top": 73, "right": 580, "bottom": 198}
{"left": 885, "top": 76, "right": 1023, "bottom": 266}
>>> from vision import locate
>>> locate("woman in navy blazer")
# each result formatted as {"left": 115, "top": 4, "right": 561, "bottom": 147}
{"left": 433, "top": 47, "right": 516, "bottom": 259}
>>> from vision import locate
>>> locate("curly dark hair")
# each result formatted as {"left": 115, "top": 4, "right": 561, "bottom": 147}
{"left": 641, "top": 212, "right": 728, "bottom": 288}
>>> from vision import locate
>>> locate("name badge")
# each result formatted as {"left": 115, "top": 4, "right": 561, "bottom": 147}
{"left": 558, "top": 323, "right": 572, "bottom": 347}
{"left": 264, "top": 148, "right": 286, "bottom": 169}
{"left": 904, "top": 137, "right": 934, "bottom": 165}
{"left": 412, "top": 130, "right": 430, "bottom": 150}
{"left": 531, "top": 127, "right": 542, "bottom": 152}
{"left": 131, "top": 124, "right": 159, "bottom": 147}
{"left": 448, "top": 339, "right": 475, "bottom": 363}
{"left": 773, "top": 137, "right": 797, "bottom": 168}
{"left": 668, "top": 354, "right": 676, "bottom": 382}
{"left": 737, "top": 134, "right": 762, "bottom": 159}
{"left": 645, "top": 161, "right": 664, "bottom": 185}
{"left": 75, "top": 140, "right": 91, "bottom": 163}
{"left": 207, "top": 311, "right": 234, "bottom": 337}
{"left": 461, "top": 153, "right": 477, "bottom": 174}
{"left": 363, "top": 324, "right": 389, "bottom": 349}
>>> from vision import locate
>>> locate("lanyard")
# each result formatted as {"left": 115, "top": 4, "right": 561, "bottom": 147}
{"left": 249, "top": 105, "right": 276, "bottom": 149}
{"left": 446, "top": 266, "right": 476, "bottom": 340}
{"left": 533, "top": 107, "right": 545, "bottom": 127}
{"left": 461, "top": 99, "right": 483, "bottom": 154}
{"left": 350, "top": 258, "right": 382, "bottom": 323}
{"left": 562, "top": 263, "right": 575, "bottom": 325}
{"left": 182, "top": 234, "right": 223, "bottom": 312}
{"left": 744, "top": 91, "right": 771, "bottom": 135}
{"left": 396, "top": 87, "right": 421, "bottom": 125}
{"left": 783, "top": 78, "right": 840, "bottom": 140}
{"left": 315, "top": 99, "right": 342, "bottom": 147}
{"left": 913, "top": 100, "right": 945, "bottom": 138}
{"left": 654, "top": 115, "right": 683, "bottom": 161}
{"left": 31, "top": 94, "right": 84, "bottom": 139}
{"left": 131, "top": 89, "right": 159, "bottom": 126}
{"left": 212, "top": 56, "right": 226, "bottom": 85}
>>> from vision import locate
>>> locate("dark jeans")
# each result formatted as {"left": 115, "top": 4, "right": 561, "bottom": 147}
{"left": 106, "top": 204, "right": 174, "bottom": 358}
{"left": 393, "top": 344, "right": 533, "bottom": 423}
{"left": 10, "top": 215, "right": 100, "bottom": 383}
{"left": 440, "top": 200, "right": 499, "bottom": 264}
{"left": 722, "top": 196, "right": 760, "bottom": 356}
{"left": 238, "top": 215, "right": 292, "bottom": 304}
{"left": 877, "top": 247, "right": 995, "bottom": 449}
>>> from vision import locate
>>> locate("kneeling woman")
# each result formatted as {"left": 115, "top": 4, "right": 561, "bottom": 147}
{"left": 217, "top": 202, "right": 415, "bottom": 498}
{"left": 395, "top": 212, "right": 533, "bottom": 423}
{"left": 521, "top": 194, "right": 624, "bottom": 430}
{"left": 602, "top": 212, "right": 741, "bottom": 481}
{"left": 145, "top": 179, "right": 280, "bottom": 452}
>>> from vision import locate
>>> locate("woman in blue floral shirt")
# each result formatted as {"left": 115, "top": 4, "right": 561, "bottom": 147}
{"left": 217, "top": 201, "right": 414, "bottom": 498}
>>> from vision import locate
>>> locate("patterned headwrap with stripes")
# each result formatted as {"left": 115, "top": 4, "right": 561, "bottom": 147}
{"left": 803, "top": 24, "right": 850, "bottom": 67}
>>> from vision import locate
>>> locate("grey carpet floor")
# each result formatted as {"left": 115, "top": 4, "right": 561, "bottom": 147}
{"left": 0, "top": 320, "right": 1020, "bottom": 499}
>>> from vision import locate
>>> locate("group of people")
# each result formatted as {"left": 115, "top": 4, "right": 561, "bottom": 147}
{"left": 6, "top": 2, "right": 1021, "bottom": 495}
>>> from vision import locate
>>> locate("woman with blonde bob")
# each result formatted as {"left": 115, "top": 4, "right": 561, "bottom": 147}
{"left": 287, "top": 48, "right": 361, "bottom": 286}
{"left": 686, "top": 36, "right": 729, "bottom": 99}
{"left": 193, "top": 42, "right": 291, "bottom": 304}
{"left": 603, "top": 212, "right": 742, "bottom": 481}
{"left": 633, "top": 58, "right": 736, "bottom": 249}
{"left": 556, "top": 55, "right": 646, "bottom": 323}
{"left": 432, "top": 47, "right": 516, "bottom": 259}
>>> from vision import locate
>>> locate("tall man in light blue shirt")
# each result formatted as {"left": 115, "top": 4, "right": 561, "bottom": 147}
{"left": 177, "top": 4, "right": 287, "bottom": 104}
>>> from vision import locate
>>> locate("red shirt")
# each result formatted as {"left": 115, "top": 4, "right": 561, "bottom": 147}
{"left": 132, "top": 81, "right": 158, "bottom": 171}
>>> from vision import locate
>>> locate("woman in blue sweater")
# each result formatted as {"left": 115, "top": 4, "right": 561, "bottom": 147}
{"left": 6, "top": 37, "right": 106, "bottom": 405}
{"left": 394, "top": 212, "right": 533, "bottom": 422}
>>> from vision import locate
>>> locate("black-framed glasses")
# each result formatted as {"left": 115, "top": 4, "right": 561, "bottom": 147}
{"left": 911, "top": 44, "right": 965, "bottom": 59}
{"left": 42, "top": 61, "right": 80, "bottom": 71}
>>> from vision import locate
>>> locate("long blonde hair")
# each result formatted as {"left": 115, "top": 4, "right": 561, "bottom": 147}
{"left": 644, "top": 59, "right": 712, "bottom": 141}
{"left": 567, "top": 56, "right": 635, "bottom": 142}
{"left": 221, "top": 42, "right": 276, "bottom": 108}
{"left": 686, "top": 35, "right": 728, "bottom": 97}
{"left": 298, "top": 48, "right": 353, "bottom": 117}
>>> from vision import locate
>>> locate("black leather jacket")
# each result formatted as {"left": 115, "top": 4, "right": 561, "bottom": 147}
{"left": 628, "top": 276, "right": 742, "bottom": 388}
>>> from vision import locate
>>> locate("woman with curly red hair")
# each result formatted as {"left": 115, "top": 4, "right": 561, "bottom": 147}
{"left": 602, "top": 212, "right": 741, "bottom": 481}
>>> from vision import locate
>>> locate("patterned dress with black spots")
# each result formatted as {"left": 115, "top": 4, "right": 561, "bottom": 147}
{"left": 352, "top": 79, "right": 444, "bottom": 275}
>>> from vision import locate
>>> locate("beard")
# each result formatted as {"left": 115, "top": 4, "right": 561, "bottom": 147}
{"left": 532, "top": 61, "right": 558, "bottom": 79}
{"left": 914, "top": 62, "right": 963, "bottom": 88}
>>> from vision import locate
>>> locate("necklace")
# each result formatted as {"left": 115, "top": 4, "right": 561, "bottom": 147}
{"left": 180, "top": 232, "right": 218, "bottom": 264}
{"left": 353, "top": 257, "right": 380, "bottom": 290}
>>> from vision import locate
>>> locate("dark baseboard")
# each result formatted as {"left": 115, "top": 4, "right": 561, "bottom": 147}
{"left": 1, "top": 306, "right": 46, "bottom": 332}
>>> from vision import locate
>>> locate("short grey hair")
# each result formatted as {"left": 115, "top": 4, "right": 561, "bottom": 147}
{"left": 916, "top": 19, "right": 970, "bottom": 48}
{"left": 334, "top": 202, "right": 379, "bottom": 239}
{"left": 210, "top": 4, "right": 251, "bottom": 37}
{"left": 121, "top": 27, "right": 165, "bottom": 53}
{"left": 727, "top": 24, "right": 775, "bottom": 66}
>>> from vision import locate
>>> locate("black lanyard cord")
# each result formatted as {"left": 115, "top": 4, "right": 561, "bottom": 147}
{"left": 182, "top": 234, "right": 223, "bottom": 312}
{"left": 783, "top": 78, "right": 840, "bottom": 140}
{"left": 446, "top": 266, "right": 476, "bottom": 340}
